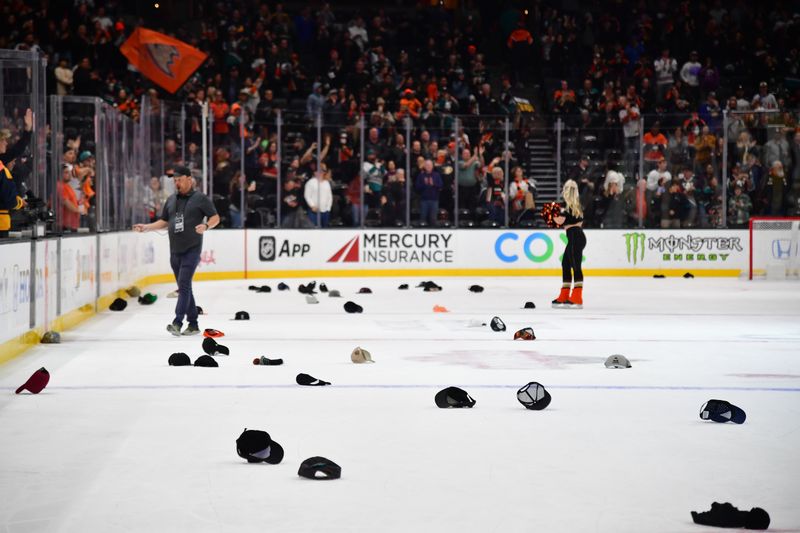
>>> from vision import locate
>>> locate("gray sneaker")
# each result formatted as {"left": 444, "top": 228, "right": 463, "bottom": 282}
{"left": 181, "top": 325, "right": 200, "bottom": 336}
{"left": 166, "top": 323, "right": 182, "bottom": 336}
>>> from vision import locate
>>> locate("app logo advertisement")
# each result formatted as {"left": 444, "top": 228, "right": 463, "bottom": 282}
{"left": 259, "top": 236, "right": 311, "bottom": 262}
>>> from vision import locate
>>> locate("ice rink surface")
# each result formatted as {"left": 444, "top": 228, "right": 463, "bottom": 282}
{"left": 1, "top": 276, "right": 799, "bottom": 533}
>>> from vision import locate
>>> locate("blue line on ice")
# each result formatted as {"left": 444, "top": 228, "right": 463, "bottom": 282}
{"left": 4, "top": 384, "right": 800, "bottom": 392}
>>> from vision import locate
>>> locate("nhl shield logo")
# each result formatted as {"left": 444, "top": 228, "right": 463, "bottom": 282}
{"left": 145, "top": 43, "right": 180, "bottom": 78}
{"left": 259, "top": 237, "right": 276, "bottom": 261}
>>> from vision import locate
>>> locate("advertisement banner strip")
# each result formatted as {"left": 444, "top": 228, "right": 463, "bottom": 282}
{"left": 244, "top": 268, "right": 740, "bottom": 278}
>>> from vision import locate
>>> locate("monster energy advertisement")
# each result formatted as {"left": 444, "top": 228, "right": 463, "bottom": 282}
{"left": 623, "top": 233, "right": 744, "bottom": 264}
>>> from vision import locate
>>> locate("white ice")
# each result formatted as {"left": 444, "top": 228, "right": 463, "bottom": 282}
{"left": 1, "top": 276, "right": 799, "bottom": 533}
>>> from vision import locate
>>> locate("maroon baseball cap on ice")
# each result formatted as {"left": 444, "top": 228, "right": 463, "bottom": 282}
{"left": 15, "top": 367, "right": 50, "bottom": 394}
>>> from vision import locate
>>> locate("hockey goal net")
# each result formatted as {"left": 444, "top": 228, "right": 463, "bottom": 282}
{"left": 749, "top": 217, "right": 800, "bottom": 280}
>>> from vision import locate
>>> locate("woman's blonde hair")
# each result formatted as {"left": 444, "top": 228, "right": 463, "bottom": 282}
{"left": 562, "top": 179, "right": 583, "bottom": 217}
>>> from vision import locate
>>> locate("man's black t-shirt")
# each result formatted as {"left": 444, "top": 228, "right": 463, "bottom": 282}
{"left": 160, "top": 190, "right": 217, "bottom": 254}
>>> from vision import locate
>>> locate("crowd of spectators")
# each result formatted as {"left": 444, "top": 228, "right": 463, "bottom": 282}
{"left": 540, "top": 1, "right": 800, "bottom": 227}
{"left": 2, "top": 0, "right": 799, "bottom": 230}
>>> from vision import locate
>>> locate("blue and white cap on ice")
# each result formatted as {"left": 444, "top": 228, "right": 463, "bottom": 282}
{"left": 699, "top": 399, "right": 746, "bottom": 424}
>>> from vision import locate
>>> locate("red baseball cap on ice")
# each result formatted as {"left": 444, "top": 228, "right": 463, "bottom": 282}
{"left": 15, "top": 367, "right": 50, "bottom": 394}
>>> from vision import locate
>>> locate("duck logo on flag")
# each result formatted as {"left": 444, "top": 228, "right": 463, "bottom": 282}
{"left": 145, "top": 43, "right": 180, "bottom": 78}
{"left": 120, "top": 27, "right": 207, "bottom": 93}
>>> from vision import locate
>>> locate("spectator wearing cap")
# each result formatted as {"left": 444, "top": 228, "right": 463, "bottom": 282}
{"left": 0, "top": 108, "right": 32, "bottom": 234}
{"left": 133, "top": 166, "right": 220, "bottom": 336}
{"left": 752, "top": 82, "right": 778, "bottom": 110}
{"left": 415, "top": 159, "right": 443, "bottom": 226}
{"left": 734, "top": 86, "right": 751, "bottom": 111}
{"left": 728, "top": 180, "right": 753, "bottom": 228}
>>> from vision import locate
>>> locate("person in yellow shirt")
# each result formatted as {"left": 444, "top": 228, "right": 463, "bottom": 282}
{"left": 0, "top": 109, "right": 32, "bottom": 234}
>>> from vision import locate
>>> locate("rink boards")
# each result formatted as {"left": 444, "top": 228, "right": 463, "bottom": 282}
{"left": 0, "top": 228, "right": 749, "bottom": 360}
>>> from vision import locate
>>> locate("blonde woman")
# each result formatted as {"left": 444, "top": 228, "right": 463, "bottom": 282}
{"left": 552, "top": 180, "right": 586, "bottom": 309}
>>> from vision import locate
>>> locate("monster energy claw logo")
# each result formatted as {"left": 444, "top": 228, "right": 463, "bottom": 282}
{"left": 624, "top": 233, "right": 645, "bottom": 264}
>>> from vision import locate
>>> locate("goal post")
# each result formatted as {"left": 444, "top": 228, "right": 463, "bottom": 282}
{"left": 748, "top": 217, "right": 800, "bottom": 280}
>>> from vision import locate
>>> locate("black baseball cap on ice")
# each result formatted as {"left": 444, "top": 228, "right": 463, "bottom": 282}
{"left": 700, "top": 399, "right": 746, "bottom": 424}
{"left": 194, "top": 355, "right": 219, "bottom": 367}
{"left": 435, "top": 387, "right": 476, "bottom": 408}
{"left": 490, "top": 316, "right": 506, "bottom": 332}
{"left": 168, "top": 352, "right": 191, "bottom": 366}
{"left": 298, "top": 456, "right": 341, "bottom": 479}
{"left": 296, "top": 373, "right": 331, "bottom": 386}
{"left": 236, "top": 429, "right": 284, "bottom": 464}
{"left": 234, "top": 311, "right": 250, "bottom": 320}
{"left": 344, "top": 301, "right": 363, "bottom": 313}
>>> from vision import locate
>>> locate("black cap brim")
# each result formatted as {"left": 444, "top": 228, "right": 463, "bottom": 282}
{"left": 263, "top": 441, "right": 284, "bottom": 464}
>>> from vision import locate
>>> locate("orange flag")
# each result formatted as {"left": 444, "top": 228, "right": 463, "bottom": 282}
{"left": 120, "top": 27, "right": 207, "bottom": 93}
